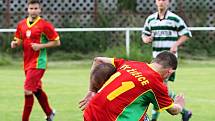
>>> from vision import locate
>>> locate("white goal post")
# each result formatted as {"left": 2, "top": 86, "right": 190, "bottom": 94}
{"left": 0, "top": 27, "right": 214, "bottom": 57}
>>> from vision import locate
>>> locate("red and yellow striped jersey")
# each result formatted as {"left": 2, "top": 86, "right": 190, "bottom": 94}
{"left": 84, "top": 58, "right": 173, "bottom": 121}
{"left": 14, "top": 17, "right": 59, "bottom": 70}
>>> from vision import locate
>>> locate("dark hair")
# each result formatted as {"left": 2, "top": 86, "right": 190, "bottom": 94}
{"left": 28, "top": 0, "right": 41, "bottom": 5}
{"left": 91, "top": 63, "right": 116, "bottom": 91}
{"left": 92, "top": 63, "right": 116, "bottom": 83}
{"left": 152, "top": 51, "right": 177, "bottom": 70}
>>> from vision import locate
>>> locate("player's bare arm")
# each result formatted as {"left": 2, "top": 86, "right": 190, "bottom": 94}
{"left": 142, "top": 34, "right": 153, "bottom": 43}
{"left": 79, "top": 58, "right": 116, "bottom": 111}
{"left": 89, "top": 57, "right": 113, "bottom": 91}
{"left": 31, "top": 39, "right": 61, "bottom": 51}
{"left": 170, "top": 35, "right": 189, "bottom": 53}
{"left": 79, "top": 91, "right": 96, "bottom": 111}
{"left": 79, "top": 57, "right": 111, "bottom": 111}
{"left": 166, "top": 94, "right": 185, "bottom": 115}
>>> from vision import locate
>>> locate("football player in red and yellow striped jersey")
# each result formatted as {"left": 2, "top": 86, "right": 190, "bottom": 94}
{"left": 11, "top": 1, "right": 60, "bottom": 121}
{"left": 80, "top": 51, "right": 185, "bottom": 121}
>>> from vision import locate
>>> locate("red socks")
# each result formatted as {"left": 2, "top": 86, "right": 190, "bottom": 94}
{"left": 22, "top": 89, "right": 52, "bottom": 121}
{"left": 34, "top": 89, "right": 52, "bottom": 116}
{"left": 22, "top": 95, "right": 34, "bottom": 121}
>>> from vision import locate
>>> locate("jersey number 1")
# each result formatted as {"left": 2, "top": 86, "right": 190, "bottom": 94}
{"left": 106, "top": 72, "right": 135, "bottom": 101}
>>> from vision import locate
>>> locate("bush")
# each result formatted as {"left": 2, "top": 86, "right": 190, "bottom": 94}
{"left": 58, "top": 31, "right": 110, "bottom": 54}
{"left": 0, "top": 54, "right": 12, "bottom": 66}
{"left": 103, "top": 41, "right": 152, "bottom": 62}
{"left": 49, "top": 51, "right": 86, "bottom": 61}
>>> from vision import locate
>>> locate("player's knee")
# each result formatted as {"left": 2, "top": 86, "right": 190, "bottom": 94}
{"left": 24, "top": 90, "right": 33, "bottom": 95}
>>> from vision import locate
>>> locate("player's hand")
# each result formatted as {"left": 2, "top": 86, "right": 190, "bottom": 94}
{"left": 143, "top": 35, "right": 153, "bottom": 43}
{"left": 79, "top": 91, "right": 96, "bottom": 111}
{"left": 11, "top": 41, "right": 18, "bottom": 48}
{"left": 31, "top": 43, "right": 43, "bottom": 51}
{"left": 174, "top": 93, "right": 185, "bottom": 110}
{"left": 170, "top": 45, "right": 177, "bottom": 54}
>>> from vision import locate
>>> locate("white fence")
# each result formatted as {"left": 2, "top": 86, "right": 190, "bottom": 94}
{"left": 0, "top": 27, "right": 214, "bottom": 57}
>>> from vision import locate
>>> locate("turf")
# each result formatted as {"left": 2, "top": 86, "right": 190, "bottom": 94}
{"left": 0, "top": 60, "right": 214, "bottom": 121}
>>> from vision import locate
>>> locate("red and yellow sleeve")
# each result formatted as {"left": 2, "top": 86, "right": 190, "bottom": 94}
{"left": 157, "top": 102, "right": 174, "bottom": 112}
{"left": 113, "top": 58, "right": 125, "bottom": 68}
{"left": 14, "top": 23, "right": 22, "bottom": 42}
{"left": 43, "top": 21, "right": 59, "bottom": 41}
{"left": 155, "top": 85, "right": 174, "bottom": 112}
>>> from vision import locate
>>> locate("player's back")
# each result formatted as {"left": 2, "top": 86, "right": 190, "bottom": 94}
{"left": 84, "top": 60, "right": 167, "bottom": 121}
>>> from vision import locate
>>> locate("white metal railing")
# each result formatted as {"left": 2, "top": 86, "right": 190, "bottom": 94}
{"left": 0, "top": 27, "right": 214, "bottom": 57}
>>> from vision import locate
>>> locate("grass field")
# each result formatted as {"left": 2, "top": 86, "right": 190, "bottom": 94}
{"left": 0, "top": 60, "right": 215, "bottom": 121}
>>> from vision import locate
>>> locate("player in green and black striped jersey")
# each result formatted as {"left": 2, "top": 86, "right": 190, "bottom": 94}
{"left": 142, "top": 0, "right": 192, "bottom": 121}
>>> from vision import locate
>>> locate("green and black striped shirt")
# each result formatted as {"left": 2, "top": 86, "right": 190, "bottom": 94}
{"left": 142, "top": 10, "right": 192, "bottom": 57}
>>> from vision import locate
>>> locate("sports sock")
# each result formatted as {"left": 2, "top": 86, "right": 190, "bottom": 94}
{"left": 34, "top": 89, "right": 52, "bottom": 116}
{"left": 151, "top": 108, "right": 160, "bottom": 120}
{"left": 181, "top": 108, "right": 189, "bottom": 114}
{"left": 22, "top": 94, "right": 34, "bottom": 121}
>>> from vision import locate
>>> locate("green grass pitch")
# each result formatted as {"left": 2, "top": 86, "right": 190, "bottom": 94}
{"left": 0, "top": 60, "right": 215, "bottom": 121}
